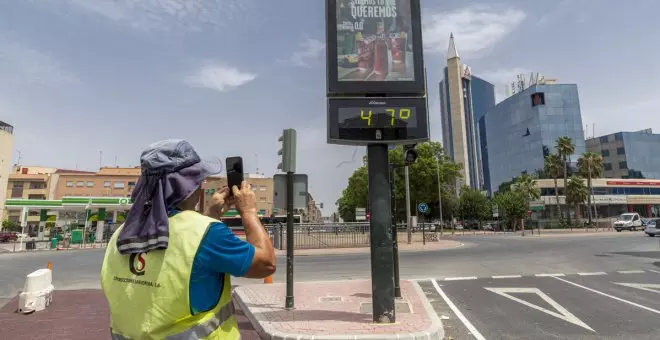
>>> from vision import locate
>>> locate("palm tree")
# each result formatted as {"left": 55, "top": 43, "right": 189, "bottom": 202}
{"left": 577, "top": 152, "right": 604, "bottom": 225}
{"left": 512, "top": 174, "right": 541, "bottom": 236}
{"left": 565, "top": 176, "right": 588, "bottom": 227}
{"left": 556, "top": 137, "right": 575, "bottom": 223}
{"left": 544, "top": 154, "right": 564, "bottom": 219}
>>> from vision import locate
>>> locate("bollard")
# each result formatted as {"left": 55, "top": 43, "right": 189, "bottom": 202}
{"left": 264, "top": 276, "right": 273, "bottom": 284}
{"left": 47, "top": 261, "right": 52, "bottom": 270}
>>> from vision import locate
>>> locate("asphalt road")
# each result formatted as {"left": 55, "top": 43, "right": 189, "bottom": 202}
{"left": 1, "top": 232, "right": 659, "bottom": 338}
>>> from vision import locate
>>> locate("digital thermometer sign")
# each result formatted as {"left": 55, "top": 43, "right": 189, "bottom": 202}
{"left": 327, "top": 97, "right": 429, "bottom": 145}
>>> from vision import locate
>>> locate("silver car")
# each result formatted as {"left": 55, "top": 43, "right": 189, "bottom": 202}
{"left": 644, "top": 219, "right": 660, "bottom": 237}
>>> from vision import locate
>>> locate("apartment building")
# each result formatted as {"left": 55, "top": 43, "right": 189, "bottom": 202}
{"left": 0, "top": 121, "right": 14, "bottom": 223}
{"left": 53, "top": 167, "right": 141, "bottom": 199}
{"left": 202, "top": 174, "right": 274, "bottom": 216}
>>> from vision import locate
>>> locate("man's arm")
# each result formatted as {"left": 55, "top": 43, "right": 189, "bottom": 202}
{"left": 241, "top": 212, "right": 276, "bottom": 279}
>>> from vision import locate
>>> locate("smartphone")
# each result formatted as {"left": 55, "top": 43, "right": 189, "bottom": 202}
{"left": 226, "top": 156, "right": 244, "bottom": 194}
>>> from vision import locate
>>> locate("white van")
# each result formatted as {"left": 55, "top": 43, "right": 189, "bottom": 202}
{"left": 614, "top": 213, "right": 643, "bottom": 232}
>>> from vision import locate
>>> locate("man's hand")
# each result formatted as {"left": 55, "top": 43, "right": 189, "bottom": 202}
{"left": 232, "top": 181, "right": 258, "bottom": 218}
{"left": 207, "top": 186, "right": 233, "bottom": 219}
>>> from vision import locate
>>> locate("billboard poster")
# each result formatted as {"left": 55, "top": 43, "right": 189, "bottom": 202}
{"left": 335, "top": 0, "right": 415, "bottom": 82}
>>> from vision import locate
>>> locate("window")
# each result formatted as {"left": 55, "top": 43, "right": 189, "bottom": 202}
{"left": 87, "top": 181, "right": 95, "bottom": 187}
{"left": 616, "top": 147, "right": 625, "bottom": 155}
{"left": 104, "top": 181, "right": 111, "bottom": 187}
{"left": 615, "top": 133, "right": 624, "bottom": 141}
{"left": 114, "top": 182, "right": 125, "bottom": 189}
{"left": 251, "top": 184, "right": 257, "bottom": 191}
{"left": 128, "top": 181, "right": 136, "bottom": 187}
{"left": 601, "top": 150, "right": 610, "bottom": 157}
{"left": 259, "top": 186, "right": 267, "bottom": 192}
{"left": 259, "top": 197, "right": 267, "bottom": 202}
{"left": 531, "top": 92, "right": 545, "bottom": 107}
{"left": 604, "top": 163, "right": 613, "bottom": 171}
{"left": 66, "top": 181, "right": 74, "bottom": 187}
{"left": 76, "top": 181, "right": 85, "bottom": 187}
{"left": 599, "top": 136, "right": 609, "bottom": 143}
{"left": 619, "top": 161, "right": 628, "bottom": 170}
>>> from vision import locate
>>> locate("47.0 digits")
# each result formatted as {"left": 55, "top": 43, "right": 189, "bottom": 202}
{"left": 360, "top": 108, "right": 412, "bottom": 127}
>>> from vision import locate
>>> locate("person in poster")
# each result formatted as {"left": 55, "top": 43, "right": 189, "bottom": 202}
{"left": 336, "top": 0, "right": 415, "bottom": 82}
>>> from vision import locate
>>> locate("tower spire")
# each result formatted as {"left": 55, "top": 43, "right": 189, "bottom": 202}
{"left": 447, "top": 33, "right": 459, "bottom": 60}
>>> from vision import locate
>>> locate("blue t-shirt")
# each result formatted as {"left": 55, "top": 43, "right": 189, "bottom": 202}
{"left": 170, "top": 210, "right": 255, "bottom": 314}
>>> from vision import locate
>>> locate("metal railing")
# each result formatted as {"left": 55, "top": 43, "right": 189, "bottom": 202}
{"left": 265, "top": 223, "right": 371, "bottom": 250}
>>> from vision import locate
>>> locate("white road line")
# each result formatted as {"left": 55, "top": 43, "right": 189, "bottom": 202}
{"left": 577, "top": 272, "right": 607, "bottom": 276}
{"left": 492, "top": 275, "right": 522, "bottom": 279}
{"left": 431, "top": 280, "right": 487, "bottom": 340}
{"left": 647, "top": 269, "right": 660, "bottom": 275}
{"left": 444, "top": 276, "right": 478, "bottom": 281}
{"left": 553, "top": 277, "right": 660, "bottom": 315}
{"left": 617, "top": 270, "right": 645, "bottom": 274}
{"left": 535, "top": 273, "right": 566, "bottom": 277}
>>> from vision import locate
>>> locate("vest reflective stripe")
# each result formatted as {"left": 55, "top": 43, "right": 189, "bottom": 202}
{"left": 166, "top": 302, "right": 235, "bottom": 340}
{"left": 110, "top": 303, "right": 237, "bottom": 340}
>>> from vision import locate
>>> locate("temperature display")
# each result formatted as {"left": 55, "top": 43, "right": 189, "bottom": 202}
{"left": 338, "top": 107, "right": 417, "bottom": 128}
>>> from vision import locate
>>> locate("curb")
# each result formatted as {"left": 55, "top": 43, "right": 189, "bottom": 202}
{"left": 233, "top": 281, "right": 444, "bottom": 340}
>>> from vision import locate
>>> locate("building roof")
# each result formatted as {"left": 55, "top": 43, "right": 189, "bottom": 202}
{"left": 54, "top": 169, "right": 96, "bottom": 174}
{"left": 447, "top": 33, "right": 459, "bottom": 60}
{"left": 8, "top": 173, "right": 49, "bottom": 181}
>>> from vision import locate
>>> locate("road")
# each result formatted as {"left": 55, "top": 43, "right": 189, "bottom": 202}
{"left": 1, "top": 232, "right": 659, "bottom": 338}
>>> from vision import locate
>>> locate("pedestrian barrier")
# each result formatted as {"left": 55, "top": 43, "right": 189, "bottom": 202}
{"left": 18, "top": 268, "right": 54, "bottom": 314}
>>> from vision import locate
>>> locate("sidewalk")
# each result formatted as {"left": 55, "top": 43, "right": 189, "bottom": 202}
{"left": 0, "top": 289, "right": 261, "bottom": 339}
{"left": 275, "top": 239, "right": 462, "bottom": 256}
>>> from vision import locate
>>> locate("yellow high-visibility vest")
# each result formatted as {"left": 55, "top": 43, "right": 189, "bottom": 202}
{"left": 101, "top": 210, "right": 240, "bottom": 339}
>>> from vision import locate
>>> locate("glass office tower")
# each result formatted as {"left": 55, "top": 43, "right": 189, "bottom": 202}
{"left": 480, "top": 84, "right": 586, "bottom": 194}
{"left": 587, "top": 129, "right": 660, "bottom": 179}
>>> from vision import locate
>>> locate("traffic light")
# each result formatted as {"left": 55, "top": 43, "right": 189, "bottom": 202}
{"left": 403, "top": 144, "right": 418, "bottom": 166}
{"left": 277, "top": 129, "right": 297, "bottom": 173}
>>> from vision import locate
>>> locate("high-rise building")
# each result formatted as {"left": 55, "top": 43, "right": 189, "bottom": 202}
{"left": 439, "top": 34, "right": 495, "bottom": 189}
{"left": 586, "top": 128, "right": 660, "bottom": 179}
{"left": 0, "top": 121, "right": 14, "bottom": 224}
{"left": 480, "top": 83, "right": 586, "bottom": 194}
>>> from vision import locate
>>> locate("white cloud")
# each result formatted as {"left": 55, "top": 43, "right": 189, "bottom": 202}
{"left": 45, "top": 0, "right": 251, "bottom": 32}
{"left": 0, "top": 37, "right": 81, "bottom": 87}
{"left": 289, "top": 38, "right": 325, "bottom": 68}
{"left": 184, "top": 63, "right": 256, "bottom": 93}
{"left": 423, "top": 6, "right": 526, "bottom": 57}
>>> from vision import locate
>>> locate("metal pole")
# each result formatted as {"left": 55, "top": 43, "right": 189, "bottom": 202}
{"left": 285, "top": 171, "right": 295, "bottom": 309}
{"left": 405, "top": 166, "right": 412, "bottom": 244}
{"left": 19, "top": 207, "right": 28, "bottom": 251}
{"left": 436, "top": 156, "right": 443, "bottom": 236}
{"left": 422, "top": 214, "right": 426, "bottom": 245}
{"left": 367, "top": 144, "right": 395, "bottom": 323}
{"left": 389, "top": 164, "right": 401, "bottom": 298}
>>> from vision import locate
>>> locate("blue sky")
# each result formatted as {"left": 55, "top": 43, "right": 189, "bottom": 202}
{"left": 1, "top": 0, "right": 658, "bottom": 215}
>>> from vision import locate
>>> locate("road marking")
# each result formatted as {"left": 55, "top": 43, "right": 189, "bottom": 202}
{"left": 617, "top": 270, "right": 645, "bottom": 274}
{"left": 492, "top": 275, "right": 522, "bottom": 279}
{"left": 647, "top": 269, "right": 660, "bottom": 275}
{"left": 534, "top": 273, "right": 566, "bottom": 277}
{"left": 553, "top": 277, "right": 660, "bottom": 315}
{"left": 444, "top": 276, "right": 478, "bottom": 281}
{"left": 577, "top": 272, "right": 607, "bottom": 276}
{"left": 431, "top": 280, "right": 487, "bottom": 340}
{"left": 613, "top": 282, "right": 660, "bottom": 295}
{"left": 484, "top": 287, "right": 595, "bottom": 332}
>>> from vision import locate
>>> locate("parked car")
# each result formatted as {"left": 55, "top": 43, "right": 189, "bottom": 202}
{"left": 614, "top": 213, "right": 643, "bottom": 232}
{"left": 0, "top": 231, "right": 18, "bottom": 242}
{"left": 644, "top": 219, "right": 660, "bottom": 237}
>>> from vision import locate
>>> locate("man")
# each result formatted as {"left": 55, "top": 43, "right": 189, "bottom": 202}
{"left": 101, "top": 139, "right": 276, "bottom": 339}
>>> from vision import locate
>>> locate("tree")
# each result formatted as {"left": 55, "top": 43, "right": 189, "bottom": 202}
{"left": 2, "top": 220, "right": 21, "bottom": 232}
{"left": 512, "top": 173, "right": 541, "bottom": 202}
{"left": 457, "top": 187, "right": 491, "bottom": 228}
{"left": 565, "top": 176, "right": 588, "bottom": 227}
{"left": 336, "top": 141, "right": 462, "bottom": 223}
{"left": 544, "top": 154, "right": 564, "bottom": 219}
{"left": 493, "top": 190, "right": 528, "bottom": 231}
{"left": 335, "top": 166, "right": 368, "bottom": 222}
{"left": 577, "top": 152, "right": 604, "bottom": 225}
{"left": 556, "top": 136, "right": 575, "bottom": 224}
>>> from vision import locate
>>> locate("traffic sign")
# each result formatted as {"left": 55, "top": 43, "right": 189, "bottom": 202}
{"left": 417, "top": 202, "right": 429, "bottom": 214}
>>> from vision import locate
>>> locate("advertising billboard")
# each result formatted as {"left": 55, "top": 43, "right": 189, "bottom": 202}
{"left": 326, "top": 0, "right": 425, "bottom": 95}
